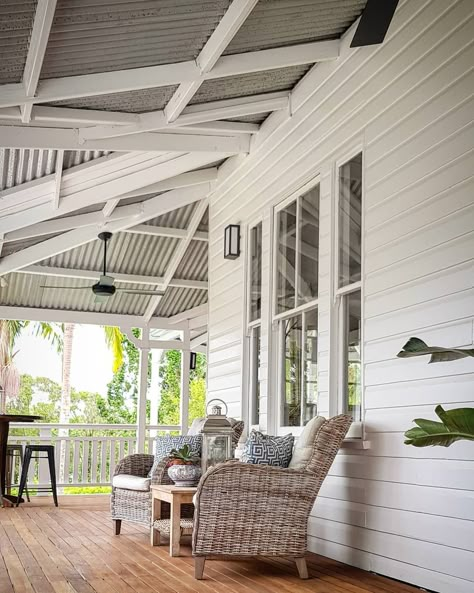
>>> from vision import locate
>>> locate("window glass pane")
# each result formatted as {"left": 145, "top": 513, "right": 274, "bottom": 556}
{"left": 249, "top": 222, "right": 262, "bottom": 322}
{"left": 282, "top": 315, "right": 302, "bottom": 426}
{"left": 344, "top": 291, "right": 361, "bottom": 421}
{"left": 298, "top": 185, "right": 320, "bottom": 305}
{"left": 276, "top": 201, "right": 297, "bottom": 313}
{"left": 338, "top": 153, "right": 362, "bottom": 287}
{"left": 250, "top": 325, "right": 261, "bottom": 425}
{"left": 303, "top": 308, "right": 318, "bottom": 425}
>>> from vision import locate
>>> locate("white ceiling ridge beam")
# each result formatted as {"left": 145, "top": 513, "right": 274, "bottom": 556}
{"left": 21, "top": 0, "right": 58, "bottom": 123}
{"left": 0, "top": 125, "right": 250, "bottom": 154}
{"left": 142, "top": 198, "right": 209, "bottom": 321}
{"left": 0, "top": 184, "right": 211, "bottom": 276}
{"left": 79, "top": 92, "right": 286, "bottom": 141}
{"left": 0, "top": 40, "right": 338, "bottom": 109}
{"left": 125, "top": 225, "right": 208, "bottom": 242}
{"left": 0, "top": 153, "right": 220, "bottom": 235}
{"left": 4, "top": 203, "right": 144, "bottom": 243}
{"left": 19, "top": 265, "right": 208, "bottom": 291}
{"left": 164, "top": 0, "right": 259, "bottom": 123}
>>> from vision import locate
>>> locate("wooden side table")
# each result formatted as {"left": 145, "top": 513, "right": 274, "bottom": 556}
{"left": 150, "top": 484, "right": 197, "bottom": 557}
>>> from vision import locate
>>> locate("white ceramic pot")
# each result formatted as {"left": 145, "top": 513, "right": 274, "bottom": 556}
{"left": 167, "top": 463, "right": 202, "bottom": 487}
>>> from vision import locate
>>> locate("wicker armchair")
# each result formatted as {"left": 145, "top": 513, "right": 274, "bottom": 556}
{"left": 192, "top": 414, "right": 352, "bottom": 579}
{"left": 111, "top": 453, "right": 192, "bottom": 534}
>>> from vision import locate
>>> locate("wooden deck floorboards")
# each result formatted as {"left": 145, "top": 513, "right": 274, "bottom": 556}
{"left": 0, "top": 496, "right": 421, "bottom": 593}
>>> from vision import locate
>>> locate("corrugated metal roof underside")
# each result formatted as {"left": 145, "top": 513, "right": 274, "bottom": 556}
{"left": 47, "top": 86, "right": 178, "bottom": 113}
{"left": 223, "top": 0, "right": 367, "bottom": 54}
{"left": 0, "top": 148, "right": 111, "bottom": 190}
{"left": 0, "top": 1, "right": 37, "bottom": 84}
{"left": 190, "top": 65, "right": 311, "bottom": 104}
{"left": 40, "top": 0, "right": 230, "bottom": 79}
{"left": 155, "top": 286, "right": 207, "bottom": 318}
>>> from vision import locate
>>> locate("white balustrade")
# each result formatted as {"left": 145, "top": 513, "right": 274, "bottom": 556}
{"left": 7, "top": 423, "right": 181, "bottom": 489}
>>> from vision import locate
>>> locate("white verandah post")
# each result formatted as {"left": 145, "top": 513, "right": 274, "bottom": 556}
{"left": 136, "top": 347, "right": 149, "bottom": 453}
{"left": 181, "top": 328, "right": 191, "bottom": 435}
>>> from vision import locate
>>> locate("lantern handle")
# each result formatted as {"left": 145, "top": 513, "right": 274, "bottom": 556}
{"left": 206, "top": 398, "right": 228, "bottom": 416}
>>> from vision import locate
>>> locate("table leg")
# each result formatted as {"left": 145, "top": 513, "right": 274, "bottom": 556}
{"left": 150, "top": 495, "right": 162, "bottom": 546}
{"left": 170, "top": 496, "right": 181, "bottom": 557}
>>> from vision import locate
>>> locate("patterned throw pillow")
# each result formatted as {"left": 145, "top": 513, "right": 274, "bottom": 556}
{"left": 148, "top": 435, "right": 202, "bottom": 477}
{"left": 241, "top": 431, "right": 294, "bottom": 468}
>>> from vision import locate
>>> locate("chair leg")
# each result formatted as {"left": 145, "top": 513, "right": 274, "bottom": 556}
{"left": 295, "top": 557, "right": 309, "bottom": 579}
{"left": 113, "top": 519, "right": 122, "bottom": 535}
{"left": 16, "top": 448, "right": 31, "bottom": 507}
{"left": 47, "top": 449, "right": 58, "bottom": 507}
{"left": 195, "top": 557, "right": 206, "bottom": 580}
{"left": 18, "top": 448, "right": 30, "bottom": 502}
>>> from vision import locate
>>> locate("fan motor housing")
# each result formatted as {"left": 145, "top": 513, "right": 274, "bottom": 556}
{"left": 92, "top": 283, "right": 116, "bottom": 297}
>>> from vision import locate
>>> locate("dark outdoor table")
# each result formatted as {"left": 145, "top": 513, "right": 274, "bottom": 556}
{"left": 0, "top": 414, "right": 41, "bottom": 507}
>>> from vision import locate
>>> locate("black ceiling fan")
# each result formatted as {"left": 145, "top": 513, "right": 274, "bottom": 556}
{"left": 350, "top": 0, "right": 400, "bottom": 48}
{"left": 40, "top": 232, "right": 165, "bottom": 304}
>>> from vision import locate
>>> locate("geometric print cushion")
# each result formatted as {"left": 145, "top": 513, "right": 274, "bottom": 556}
{"left": 241, "top": 431, "right": 294, "bottom": 468}
{"left": 148, "top": 434, "right": 202, "bottom": 477}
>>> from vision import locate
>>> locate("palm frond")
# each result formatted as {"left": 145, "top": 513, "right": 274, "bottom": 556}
{"left": 103, "top": 326, "right": 124, "bottom": 373}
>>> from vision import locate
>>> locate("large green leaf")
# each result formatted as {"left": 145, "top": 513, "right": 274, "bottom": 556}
{"left": 397, "top": 337, "right": 474, "bottom": 363}
{"left": 404, "top": 406, "right": 474, "bottom": 447}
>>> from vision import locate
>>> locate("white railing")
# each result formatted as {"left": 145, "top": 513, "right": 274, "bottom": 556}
{"left": 8, "top": 423, "right": 181, "bottom": 489}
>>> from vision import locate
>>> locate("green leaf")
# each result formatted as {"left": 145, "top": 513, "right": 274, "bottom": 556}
{"left": 404, "top": 406, "right": 474, "bottom": 447}
{"left": 397, "top": 337, "right": 474, "bottom": 363}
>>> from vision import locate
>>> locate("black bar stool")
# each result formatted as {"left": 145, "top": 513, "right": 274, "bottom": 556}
{"left": 17, "top": 444, "right": 58, "bottom": 507}
{"left": 6, "top": 444, "right": 30, "bottom": 501}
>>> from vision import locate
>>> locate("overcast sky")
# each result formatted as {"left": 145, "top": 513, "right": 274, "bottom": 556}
{"left": 15, "top": 324, "right": 114, "bottom": 395}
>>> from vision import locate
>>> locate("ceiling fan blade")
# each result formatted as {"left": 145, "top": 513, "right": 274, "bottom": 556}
{"left": 40, "top": 286, "right": 90, "bottom": 290}
{"left": 350, "top": 0, "right": 399, "bottom": 47}
{"left": 120, "top": 289, "right": 165, "bottom": 296}
{"left": 94, "top": 294, "right": 109, "bottom": 304}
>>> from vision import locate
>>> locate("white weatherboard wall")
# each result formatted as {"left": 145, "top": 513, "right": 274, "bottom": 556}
{"left": 207, "top": 1, "right": 474, "bottom": 592}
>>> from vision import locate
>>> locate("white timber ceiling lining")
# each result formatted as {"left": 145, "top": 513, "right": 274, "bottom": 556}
{"left": 0, "top": 0, "right": 367, "bottom": 320}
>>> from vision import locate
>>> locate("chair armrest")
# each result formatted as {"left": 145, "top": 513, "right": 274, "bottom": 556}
{"left": 192, "top": 461, "right": 320, "bottom": 557}
{"left": 113, "top": 454, "right": 154, "bottom": 478}
{"left": 150, "top": 455, "right": 173, "bottom": 485}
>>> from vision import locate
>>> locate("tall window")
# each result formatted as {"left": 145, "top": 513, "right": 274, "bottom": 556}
{"left": 336, "top": 153, "right": 362, "bottom": 421}
{"left": 274, "top": 183, "right": 320, "bottom": 427}
{"left": 248, "top": 222, "right": 262, "bottom": 426}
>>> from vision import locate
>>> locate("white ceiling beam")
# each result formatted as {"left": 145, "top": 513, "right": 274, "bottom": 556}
{"left": 19, "top": 265, "right": 208, "bottom": 291}
{"left": 188, "top": 314, "right": 208, "bottom": 331}
{"left": 143, "top": 199, "right": 209, "bottom": 321}
{"left": 0, "top": 125, "right": 250, "bottom": 154}
{"left": 79, "top": 92, "right": 287, "bottom": 141}
{"left": 165, "top": 0, "right": 259, "bottom": 123}
{"left": 0, "top": 40, "right": 338, "bottom": 109}
{"left": 0, "top": 152, "right": 223, "bottom": 234}
{"left": 118, "top": 168, "right": 218, "bottom": 199}
{"left": 190, "top": 332, "right": 208, "bottom": 349}
{"left": 125, "top": 225, "right": 208, "bottom": 242}
{"left": 52, "top": 149, "right": 63, "bottom": 210}
{"left": 102, "top": 198, "right": 121, "bottom": 218}
{"left": 0, "top": 105, "right": 140, "bottom": 126}
{"left": 184, "top": 121, "right": 259, "bottom": 135}
{"left": 168, "top": 304, "right": 208, "bottom": 325}
{"left": 21, "top": 0, "right": 58, "bottom": 123}
{"left": 0, "top": 183, "right": 211, "bottom": 275}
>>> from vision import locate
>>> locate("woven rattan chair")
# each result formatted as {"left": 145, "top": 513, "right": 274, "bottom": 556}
{"left": 192, "top": 414, "right": 352, "bottom": 580}
{"left": 111, "top": 454, "right": 188, "bottom": 534}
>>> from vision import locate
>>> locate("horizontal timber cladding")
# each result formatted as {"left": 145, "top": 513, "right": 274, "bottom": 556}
{"left": 206, "top": 0, "right": 474, "bottom": 592}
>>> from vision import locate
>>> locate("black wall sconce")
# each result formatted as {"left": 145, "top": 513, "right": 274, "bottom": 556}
{"left": 189, "top": 351, "right": 197, "bottom": 370}
{"left": 224, "top": 224, "right": 241, "bottom": 259}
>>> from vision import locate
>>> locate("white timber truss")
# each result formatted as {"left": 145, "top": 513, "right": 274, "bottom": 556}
{"left": 0, "top": 0, "right": 342, "bottom": 327}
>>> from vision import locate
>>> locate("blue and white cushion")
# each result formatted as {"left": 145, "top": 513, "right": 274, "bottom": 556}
{"left": 241, "top": 431, "right": 294, "bottom": 468}
{"left": 148, "top": 435, "right": 202, "bottom": 477}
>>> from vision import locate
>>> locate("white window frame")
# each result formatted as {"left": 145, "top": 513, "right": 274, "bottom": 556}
{"left": 272, "top": 176, "right": 321, "bottom": 435}
{"left": 332, "top": 147, "right": 364, "bottom": 438}
{"left": 246, "top": 219, "right": 263, "bottom": 430}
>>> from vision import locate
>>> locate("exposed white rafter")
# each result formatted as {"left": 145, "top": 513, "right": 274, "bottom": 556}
{"left": 126, "top": 225, "right": 208, "bottom": 242}
{"left": 102, "top": 198, "right": 121, "bottom": 218}
{"left": 143, "top": 198, "right": 209, "bottom": 322}
{"left": 165, "top": 0, "right": 259, "bottom": 123}
{"left": 52, "top": 149, "right": 63, "bottom": 210}
{"left": 190, "top": 332, "right": 208, "bottom": 349}
{"left": 0, "top": 40, "right": 339, "bottom": 109}
{"left": 21, "top": 0, "right": 58, "bottom": 123}
{"left": 19, "top": 265, "right": 208, "bottom": 291}
{"left": 168, "top": 304, "right": 208, "bottom": 325}
{"left": 118, "top": 168, "right": 218, "bottom": 199}
{"left": 0, "top": 125, "right": 250, "bottom": 154}
{"left": 0, "top": 183, "right": 212, "bottom": 276}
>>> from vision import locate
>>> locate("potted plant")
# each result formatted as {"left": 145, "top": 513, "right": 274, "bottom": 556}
{"left": 167, "top": 444, "right": 202, "bottom": 487}
{"left": 397, "top": 338, "right": 474, "bottom": 446}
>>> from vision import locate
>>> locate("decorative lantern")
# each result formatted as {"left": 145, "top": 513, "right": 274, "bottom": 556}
{"left": 224, "top": 224, "right": 241, "bottom": 259}
{"left": 201, "top": 399, "right": 233, "bottom": 473}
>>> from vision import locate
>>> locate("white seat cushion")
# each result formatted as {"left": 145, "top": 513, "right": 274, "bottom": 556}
{"left": 288, "top": 416, "right": 326, "bottom": 470}
{"left": 112, "top": 474, "right": 151, "bottom": 492}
